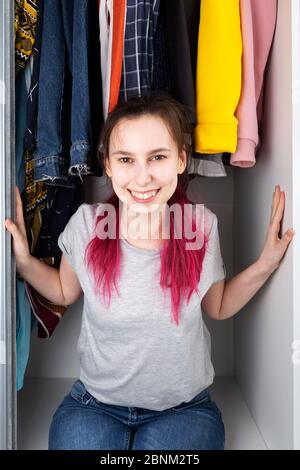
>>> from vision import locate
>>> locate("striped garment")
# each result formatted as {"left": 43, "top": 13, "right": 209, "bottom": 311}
{"left": 15, "top": 0, "right": 39, "bottom": 75}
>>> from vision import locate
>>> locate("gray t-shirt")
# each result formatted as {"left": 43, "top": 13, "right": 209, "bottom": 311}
{"left": 58, "top": 202, "right": 226, "bottom": 411}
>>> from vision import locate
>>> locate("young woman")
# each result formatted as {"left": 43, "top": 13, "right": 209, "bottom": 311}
{"left": 5, "top": 95, "right": 294, "bottom": 450}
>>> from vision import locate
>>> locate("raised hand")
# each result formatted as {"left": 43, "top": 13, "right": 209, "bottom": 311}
{"left": 258, "top": 185, "right": 295, "bottom": 273}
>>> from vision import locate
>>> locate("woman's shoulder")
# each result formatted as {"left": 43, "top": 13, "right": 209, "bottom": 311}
{"left": 69, "top": 202, "right": 108, "bottom": 234}
{"left": 73, "top": 201, "right": 108, "bottom": 218}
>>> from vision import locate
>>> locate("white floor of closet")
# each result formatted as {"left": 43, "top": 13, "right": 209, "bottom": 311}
{"left": 17, "top": 376, "right": 267, "bottom": 450}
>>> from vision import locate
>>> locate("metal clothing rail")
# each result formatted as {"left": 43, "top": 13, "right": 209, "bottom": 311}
{"left": 0, "top": 0, "right": 16, "bottom": 450}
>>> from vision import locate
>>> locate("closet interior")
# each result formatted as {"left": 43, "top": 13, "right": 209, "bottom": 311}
{"left": 1, "top": 0, "right": 300, "bottom": 450}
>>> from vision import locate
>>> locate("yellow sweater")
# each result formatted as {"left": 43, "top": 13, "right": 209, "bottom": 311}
{"left": 194, "top": 0, "right": 242, "bottom": 154}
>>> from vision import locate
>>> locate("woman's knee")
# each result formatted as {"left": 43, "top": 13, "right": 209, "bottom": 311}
{"left": 131, "top": 397, "right": 225, "bottom": 450}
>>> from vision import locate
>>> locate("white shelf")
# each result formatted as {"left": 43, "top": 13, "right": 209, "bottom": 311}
{"left": 17, "top": 376, "right": 267, "bottom": 450}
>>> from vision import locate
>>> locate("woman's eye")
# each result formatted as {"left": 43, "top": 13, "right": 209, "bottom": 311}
{"left": 119, "top": 157, "right": 132, "bottom": 163}
{"left": 151, "top": 155, "right": 165, "bottom": 161}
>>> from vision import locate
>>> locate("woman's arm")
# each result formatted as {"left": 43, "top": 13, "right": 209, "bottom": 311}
{"left": 5, "top": 187, "right": 82, "bottom": 306}
{"left": 17, "top": 254, "right": 82, "bottom": 306}
{"left": 202, "top": 185, "right": 295, "bottom": 320}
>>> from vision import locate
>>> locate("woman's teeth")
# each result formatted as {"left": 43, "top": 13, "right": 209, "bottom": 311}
{"left": 130, "top": 189, "right": 159, "bottom": 200}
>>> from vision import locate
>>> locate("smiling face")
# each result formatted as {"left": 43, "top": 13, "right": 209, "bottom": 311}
{"left": 104, "top": 114, "right": 187, "bottom": 215}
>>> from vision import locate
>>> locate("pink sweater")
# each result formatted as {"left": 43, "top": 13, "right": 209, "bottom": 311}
{"left": 230, "top": 0, "right": 277, "bottom": 167}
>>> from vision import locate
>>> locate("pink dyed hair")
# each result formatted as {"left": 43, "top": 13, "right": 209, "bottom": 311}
{"left": 85, "top": 95, "right": 208, "bottom": 325}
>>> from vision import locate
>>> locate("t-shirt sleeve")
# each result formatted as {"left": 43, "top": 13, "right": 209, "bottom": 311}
{"left": 57, "top": 205, "right": 83, "bottom": 269}
{"left": 200, "top": 213, "right": 226, "bottom": 298}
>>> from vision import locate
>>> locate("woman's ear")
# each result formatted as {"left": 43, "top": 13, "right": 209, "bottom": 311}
{"left": 104, "top": 158, "right": 112, "bottom": 178}
{"left": 178, "top": 150, "right": 187, "bottom": 174}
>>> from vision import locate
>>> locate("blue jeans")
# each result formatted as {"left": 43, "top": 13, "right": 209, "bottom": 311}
{"left": 33, "top": 0, "right": 91, "bottom": 181}
{"left": 48, "top": 379, "right": 225, "bottom": 450}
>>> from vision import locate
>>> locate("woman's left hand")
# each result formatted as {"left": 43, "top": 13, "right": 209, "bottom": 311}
{"left": 258, "top": 185, "right": 295, "bottom": 274}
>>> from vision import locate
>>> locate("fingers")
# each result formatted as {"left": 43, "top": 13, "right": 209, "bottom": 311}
{"left": 4, "top": 218, "right": 12, "bottom": 231}
{"left": 4, "top": 186, "right": 27, "bottom": 240}
{"left": 281, "top": 228, "right": 295, "bottom": 247}
{"left": 271, "top": 185, "right": 281, "bottom": 220}
{"left": 4, "top": 218, "right": 22, "bottom": 241}
{"left": 270, "top": 186, "right": 295, "bottom": 244}
{"left": 270, "top": 188, "right": 285, "bottom": 237}
{"left": 15, "top": 186, "right": 27, "bottom": 238}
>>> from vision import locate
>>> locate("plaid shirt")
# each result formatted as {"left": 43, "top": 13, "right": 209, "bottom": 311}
{"left": 120, "top": 0, "right": 160, "bottom": 100}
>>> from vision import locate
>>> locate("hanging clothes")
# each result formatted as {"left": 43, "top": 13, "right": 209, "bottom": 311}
{"left": 15, "top": 66, "right": 35, "bottom": 391}
{"left": 230, "top": 0, "right": 278, "bottom": 167}
{"left": 119, "top": 0, "right": 160, "bottom": 101}
{"left": 152, "top": 0, "right": 172, "bottom": 95}
{"left": 25, "top": 182, "right": 82, "bottom": 339}
{"left": 23, "top": 0, "right": 47, "bottom": 250}
{"left": 32, "top": 0, "right": 93, "bottom": 181}
{"left": 99, "top": 0, "right": 113, "bottom": 120}
{"left": 14, "top": 2, "right": 65, "bottom": 387}
{"left": 152, "top": 0, "right": 225, "bottom": 178}
{"left": 15, "top": 0, "right": 46, "bottom": 391}
{"left": 163, "top": 0, "right": 201, "bottom": 124}
{"left": 188, "top": 154, "right": 227, "bottom": 177}
{"left": 15, "top": 0, "right": 39, "bottom": 76}
{"left": 194, "top": 0, "right": 242, "bottom": 154}
{"left": 19, "top": 0, "right": 82, "bottom": 341}
{"left": 108, "top": 0, "right": 126, "bottom": 114}
{"left": 24, "top": 181, "right": 80, "bottom": 340}
{"left": 89, "top": 1, "right": 104, "bottom": 174}
{"left": 99, "top": 0, "right": 126, "bottom": 119}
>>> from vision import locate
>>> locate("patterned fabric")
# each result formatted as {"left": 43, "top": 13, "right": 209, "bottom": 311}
{"left": 119, "top": 0, "right": 160, "bottom": 100}
{"left": 15, "top": 0, "right": 39, "bottom": 76}
{"left": 24, "top": 150, "right": 47, "bottom": 253}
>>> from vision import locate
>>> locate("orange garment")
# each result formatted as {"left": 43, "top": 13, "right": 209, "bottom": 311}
{"left": 108, "top": 0, "right": 126, "bottom": 113}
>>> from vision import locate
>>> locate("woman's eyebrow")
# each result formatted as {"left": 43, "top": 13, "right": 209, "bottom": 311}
{"left": 111, "top": 148, "right": 172, "bottom": 156}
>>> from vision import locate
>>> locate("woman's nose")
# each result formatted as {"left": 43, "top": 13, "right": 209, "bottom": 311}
{"left": 134, "top": 163, "right": 152, "bottom": 186}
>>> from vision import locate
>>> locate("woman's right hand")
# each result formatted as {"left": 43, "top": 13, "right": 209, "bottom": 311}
{"left": 4, "top": 186, "right": 31, "bottom": 268}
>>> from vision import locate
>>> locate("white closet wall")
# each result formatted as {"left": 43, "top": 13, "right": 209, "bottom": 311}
{"left": 234, "top": 0, "right": 300, "bottom": 450}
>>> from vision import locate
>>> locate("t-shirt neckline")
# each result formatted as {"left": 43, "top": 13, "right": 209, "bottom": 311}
{"left": 120, "top": 237, "right": 162, "bottom": 256}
